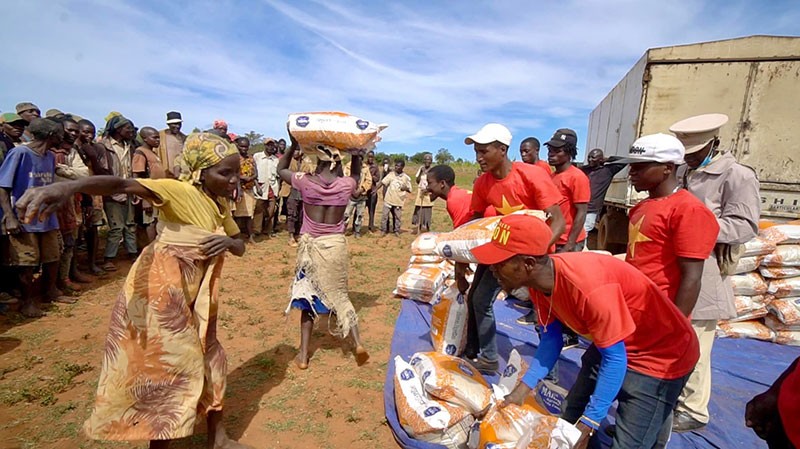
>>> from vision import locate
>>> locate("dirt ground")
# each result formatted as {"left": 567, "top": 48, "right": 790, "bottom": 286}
{"left": 0, "top": 164, "right": 477, "bottom": 449}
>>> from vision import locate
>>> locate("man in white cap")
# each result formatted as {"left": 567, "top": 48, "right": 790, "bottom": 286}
{"left": 458, "top": 123, "right": 565, "bottom": 373}
{"left": 158, "top": 111, "right": 186, "bottom": 177}
{"left": 669, "top": 113, "right": 761, "bottom": 432}
{"left": 613, "top": 134, "right": 719, "bottom": 312}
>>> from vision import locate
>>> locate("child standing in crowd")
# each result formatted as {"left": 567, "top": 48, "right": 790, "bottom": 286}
{"left": 132, "top": 127, "right": 167, "bottom": 244}
{"left": 278, "top": 137, "right": 369, "bottom": 370}
{"left": 16, "top": 132, "right": 252, "bottom": 449}
{"left": 380, "top": 159, "right": 412, "bottom": 236}
{"left": 0, "top": 118, "right": 70, "bottom": 317}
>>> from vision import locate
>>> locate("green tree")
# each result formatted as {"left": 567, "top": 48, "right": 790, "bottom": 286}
{"left": 435, "top": 148, "right": 454, "bottom": 165}
{"left": 243, "top": 131, "right": 264, "bottom": 145}
{"left": 409, "top": 151, "right": 430, "bottom": 164}
{"left": 191, "top": 127, "right": 202, "bottom": 133}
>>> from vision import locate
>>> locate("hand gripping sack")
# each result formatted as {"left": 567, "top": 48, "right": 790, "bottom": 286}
{"left": 288, "top": 112, "right": 387, "bottom": 153}
{"left": 394, "top": 356, "right": 474, "bottom": 448}
{"left": 410, "top": 352, "right": 492, "bottom": 415}
{"left": 431, "top": 285, "right": 469, "bottom": 356}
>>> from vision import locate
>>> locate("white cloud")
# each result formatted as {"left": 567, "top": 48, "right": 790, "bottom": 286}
{"left": 1, "top": 0, "right": 798, "bottom": 158}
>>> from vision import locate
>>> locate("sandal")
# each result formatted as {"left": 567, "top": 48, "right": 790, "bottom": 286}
{"left": 102, "top": 261, "right": 117, "bottom": 272}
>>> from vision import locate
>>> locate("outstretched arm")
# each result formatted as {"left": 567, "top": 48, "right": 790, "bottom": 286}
{"left": 16, "top": 176, "right": 155, "bottom": 225}
{"left": 278, "top": 133, "right": 299, "bottom": 184}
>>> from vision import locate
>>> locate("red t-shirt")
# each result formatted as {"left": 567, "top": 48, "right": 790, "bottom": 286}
{"left": 779, "top": 357, "right": 800, "bottom": 446}
{"left": 535, "top": 160, "right": 551, "bottom": 174}
{"left": 551, "top": 165, "right": 590, "bottom": 245}
{"left": 471, "top": 162, "right": 563, "bottom": 216}
{"left": 447, "top": 186, "right": 474, "bottom": 228}
{"left": 626, "top": 189, "right": 719, "bottom": 302}
{"left": 530, "top": 253, "right": 699, "bottom": 380}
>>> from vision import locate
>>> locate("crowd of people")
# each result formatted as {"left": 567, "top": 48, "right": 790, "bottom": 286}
{"left": 2, "top": 100, "right": 796, "bottom": 449}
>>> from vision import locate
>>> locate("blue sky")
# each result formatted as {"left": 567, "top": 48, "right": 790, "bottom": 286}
{"left": 2, "top": 0, "right": 798, "bottom": 161}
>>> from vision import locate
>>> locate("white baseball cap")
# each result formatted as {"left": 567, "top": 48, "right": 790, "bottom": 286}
{"left": 464, "top": 123, "right": 512, "bottom": 146}
{"left": 612, "top": 133, "right": 685, "bottom": 165}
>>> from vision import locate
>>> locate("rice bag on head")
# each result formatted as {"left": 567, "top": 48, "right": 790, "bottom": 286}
{"left": 412, "top": 232, "right": 439, "bottom": 255}
{"left": 767, "top": 277, "right": 800, "bottom": 298}
{"left": 716, "top": 320, "right": 775, "bottom": 342}
{"left": 393, "top": 356, "right": 474, "bottom": 448}
{"left": 732, "top": 256, "right": 763, "bottom": 275}
{"left": 767, "top": 297, "right": 800, "bottom": 325}
{"left": 760, "top": 266, "right": 800, "bottom": 279}
{"left": 288, "top": 112, "right": 387, "bottom": 153}
{"left": 760, "top": 225, "right": 800, "bottom": 245}
{"left": 431, "top": 285, "right": 469, "bottom": 356}
{"left": 410, "top": 352, "right": 492, "bottom": 415}
{"left": 742, "top": 237, "right": 777, "bottom": 257}
{"left": 761, "top": 245, "right": 800, "bottom": 267}
{"left": 730, "top": 272, "right": 768, "bottom": 296}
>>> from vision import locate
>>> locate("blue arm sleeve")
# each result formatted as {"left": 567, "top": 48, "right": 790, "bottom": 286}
{"left": 580, "top": 341, "right": 627, "bottom": 429}
{"left": 521, "top": 320, "right": 564, "bottom": 389}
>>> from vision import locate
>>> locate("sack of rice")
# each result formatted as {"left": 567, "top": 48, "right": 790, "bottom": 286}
{"left": 760, "top": 225, "right": 800, "bottom": 245}
{"left": 742, "top": 237, "right": 777, "bottom": 257}
{"left": 410, "top": 352, "right": 492, "bottom": 415}
{"left": 396, "top": 265, "right": 451, "bottom": 303}
{"left": 732, "top": 256, "right": 763, "bottom": 275}
{"left": 431, "top": 285, "right": 469, "bottom": 356}
{"left": 393, "top": 356, "right": 474, "bottom": 448}
{"left": 767, "top": 297, "right": 800, "bottom": 325}
{"left": 761, "top": 245, "right": 800, "bottom": 267}
{"left": 730, "top": 272, "right": 768, "bottom": 296}
{"left": 767, "top": 277, "right": 800, "bottom": 298}
{"left": 730, "top": 295, "right": 768, "bottom": 322}
{"left": 774, "top": 331, "right": 800, "bottom": 346}
{"left": 759, "top": 266, "right": 800, "bottom": 279}
{"left": 288, "top": 112, "right": 387, "bottom": 153}
{"left": 764, "top": 314, "right": 800, "bottom": 332}
{"left": 716, "top": 320, "right": 775, "bottom": 342}
{"left": 435, "top": 210, "right": 547, "bottom": 263}
{"left": 478, "top": 404, "right": 559, "bottom": 449}
{"left": 412, "top": 232, "right": 439, "bottom": 255}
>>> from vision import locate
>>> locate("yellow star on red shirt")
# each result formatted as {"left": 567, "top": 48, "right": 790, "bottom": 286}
{"left": 495, "top": 195, "right": 524, "bottom": 215}
{"left": 627, "top": 215, "right": 652, "bottom": 259}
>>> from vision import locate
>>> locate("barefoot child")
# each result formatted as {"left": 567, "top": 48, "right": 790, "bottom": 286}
{"left": 278, "top": 134, "right": 369, "bottom": 370}
{"left": 16, "top": 132, "right": 253, "bottom": 449}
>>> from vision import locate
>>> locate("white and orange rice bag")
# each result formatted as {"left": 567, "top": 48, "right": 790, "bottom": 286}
{"left": 410, "top": 352, "right": 492, "bottom": 415}
{"left": 478, "top": 404, "right": 553, "bottom": 449}
{"left": 732, "top": 256, "right": 763, "bottom": 275}
{"left": 288, "top": 112, "right": 387, "bottom": 153}
{"left": 716, "top": 320, "right": 775, "bottom": 342}
{"left": 743, "top": 237, "right": 777, "bottom": 257}
{"left": 396, "top": 264, "right": 450, "bottom": 303}
{"left": 767, "top": 278, "right": 800, "bottom": 298}
{"left": 410, "top": 254, "right": 445, "bottom": 265}
{"left": 764, "top": 314, "right": 800, "bottom": 332}
{"left": 393, "top": 356, "right": 474, "bottom": 448}
{"left": 431, "top": 285, "right": 469, "bottom": 356}
{"left": 435, "top": 210, "right": 547, "bottom": 263}
{"left": 761, "top": 245, "right": 800, "bottom": 267}
{"left": 759, "top": 266, "right": 800, "bottom": 279}
{"left": 774, "top": 331, "right": 800, "bottom": 347}
{"left": 760, "top": 225, "right": 800, "bottom": 245}
{"left": 730, "top": 295, "right": 769, "bottom": 322}
{"left": 730, "top": 272, "right": 769, "bottom": 296}
{"left": 767, "top": 297, "right": 800, "bottom": 325}
{"left": 412, "top": 232, "right": 440, "bottom": 255}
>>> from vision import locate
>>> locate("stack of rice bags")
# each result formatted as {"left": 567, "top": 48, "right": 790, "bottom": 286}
{"left": 718, "top": 223, "right": 800, "bottom": 345}
{"left": 393, "top": 351, "right": 579, "bottom": 449}
{"left": 395, "top": 233, "right": 454, "bottom": 303}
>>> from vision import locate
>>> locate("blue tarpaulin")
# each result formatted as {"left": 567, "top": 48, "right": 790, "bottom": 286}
{"left": 384, "top": 298, "right": 800, "bottom": 448}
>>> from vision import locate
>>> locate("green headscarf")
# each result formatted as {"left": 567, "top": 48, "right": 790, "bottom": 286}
{"left": 178, "top": 132, "right": 238, "bottom": 185}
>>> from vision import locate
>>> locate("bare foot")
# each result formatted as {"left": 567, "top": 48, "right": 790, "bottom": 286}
{"left": 355, "top": 346, "right": 370, "bottom": 366}
{"left": 215, "top": 434, "right": 255, "bottom": 449}
{"left": 294, "top": 354, "right": 308, "bottom": 370}
{"left": 21, "top": 303, "right": 44, "bottom": 318}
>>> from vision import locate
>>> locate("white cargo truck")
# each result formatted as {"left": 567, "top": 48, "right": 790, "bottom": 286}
{"left": 587, "top": 35, "right": 800, "bottom": 249}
